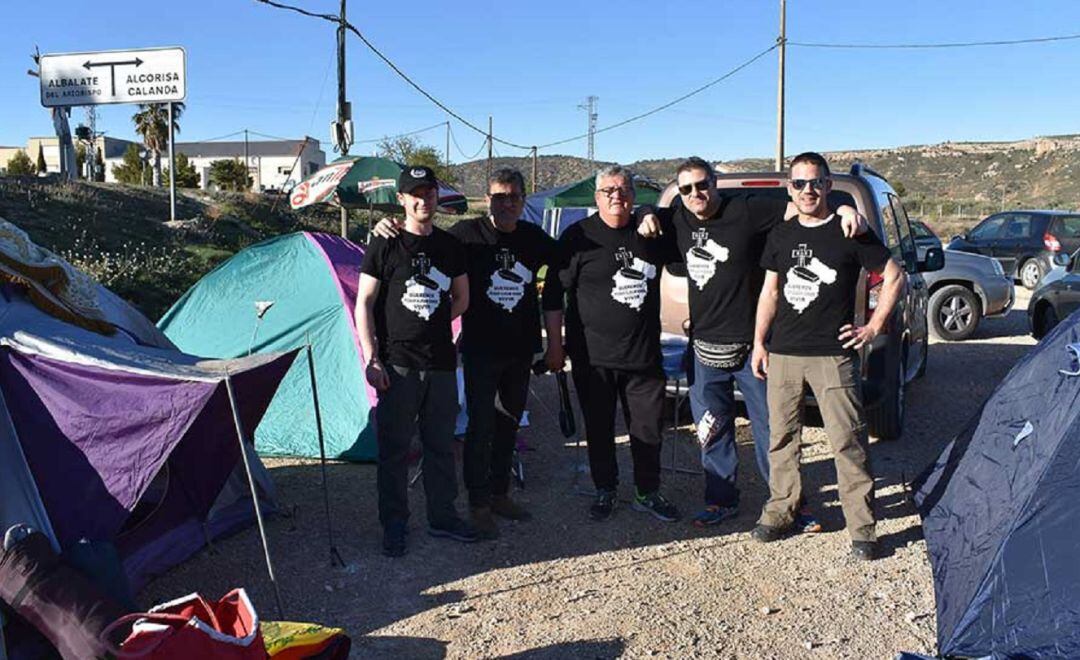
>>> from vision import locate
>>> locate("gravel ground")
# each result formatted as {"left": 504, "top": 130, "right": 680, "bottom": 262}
{"left": 141, "top": 288, "right": 1037, "bottom": 659}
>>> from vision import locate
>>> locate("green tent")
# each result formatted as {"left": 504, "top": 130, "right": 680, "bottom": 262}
{"left": 544, "top": 175, "right": 661, "bottom": 209}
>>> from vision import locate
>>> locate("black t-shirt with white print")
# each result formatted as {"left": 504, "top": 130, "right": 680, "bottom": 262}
{"left": 761, "top": 215, "right": 891, "bottom": 357}
{"left": 448, "top": 217, "right": 556, "bottom": 358}
{"left": 360, "top": 228, "right": 466, "bottom": 370}
{"left": 542, "top": 213, "right": 677, "bottom": 371}
{"left": 665, "top": 195, "right": 788, "bottom": 343}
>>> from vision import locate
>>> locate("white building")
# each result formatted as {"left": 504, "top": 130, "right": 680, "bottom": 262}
{"left": 176, "top": 137, "right": 325, "bottom": 192}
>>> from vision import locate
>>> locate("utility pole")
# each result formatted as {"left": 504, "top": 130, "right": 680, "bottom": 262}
{"left": 775, "top": 0, "right": 786, "bottom": 171}
{"left": 85, "top": 106, "right": 97, "bottom": 180}
{"left": 531, "top": 147, "right": 538, "bottom": 194}
{"left": 486, "top": 116, "right": 493, "bottom": 180}
{"left": 578, "top": 96, "right": 598, "bottom": 163}
{"left": 445, "top": 120, "right": 450, "bottom": 167}
{"left": 333, "top": 0, "right": 353, "bottom": 238}
{"left": 244, "top": 129, "right": 250, "bottom": 174}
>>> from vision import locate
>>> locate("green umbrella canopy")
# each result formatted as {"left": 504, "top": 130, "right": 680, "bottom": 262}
{"left": 289, "top": 156, "right": 467, "bottom": 214}
{"left": 544, "top": 175, "right": 660, "bottom": 209}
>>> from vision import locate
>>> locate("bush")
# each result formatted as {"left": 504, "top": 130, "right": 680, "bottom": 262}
{"left": 6, "top": 151, "right": 34, "bottom": 176}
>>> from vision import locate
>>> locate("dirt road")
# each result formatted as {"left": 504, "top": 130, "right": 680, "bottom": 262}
{"left": 142, "top": 289, "right": 1037, "bottom": 659}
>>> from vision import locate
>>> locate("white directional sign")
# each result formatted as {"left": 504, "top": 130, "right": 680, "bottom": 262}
{"left": 39, "top": 47, "right": 186, "bottom": 108}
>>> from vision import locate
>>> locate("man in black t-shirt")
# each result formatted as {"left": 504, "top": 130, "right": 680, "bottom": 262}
{"left": 447, "top": 169, "right": 557, "bottom": 537}
{"left": 637, "top": 158, "right": 864, "bottom": 530}
{"left": 748, "top": 153, "right": 906, "bottom": 561}
{"left": 356, "top": 165, "right": 476, "bottom": 557}
{"left": 543, "top": 165, "right": 681, "bottom": 523}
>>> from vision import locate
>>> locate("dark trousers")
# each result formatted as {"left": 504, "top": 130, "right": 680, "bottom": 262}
{"left": 571, "top": 360, "right": 664, "bottom": 494}
{"left": 462, "top": 353, "right": 530, "bottom": 507}
{"left": 688, "top": 353, "right": 771, "bottom": 508}
{"left": 375, "top": 366, "right": 459, "bottom": 528}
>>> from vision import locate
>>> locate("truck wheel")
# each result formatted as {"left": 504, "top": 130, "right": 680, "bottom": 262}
{"left": 868, "top": 349, "right": 906, "bottom": 441}
{"left": 928, "top": 285, "right": 981, "bottom": 341}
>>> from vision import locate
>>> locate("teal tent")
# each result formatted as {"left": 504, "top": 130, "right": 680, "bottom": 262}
{"left": 158, "top": 232, "right": 377, "bottom": 460}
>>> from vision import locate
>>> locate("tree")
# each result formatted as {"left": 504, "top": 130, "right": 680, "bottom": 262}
{"left": 377, "top": 135, "right": 456, "bottom": 185}
{"left": 208, "top": 159, "right": 251, "bottom": 191}
{"left": 36, "top": 144, "right": 47, "bottom": 174}
{"left": 893, "top": 181, "right": 907, "bottom": 198}
{"left": 132, "top": 102, "right": 184, "bottom": 187}
{"left": 163, "top": 152, "right": 200, "bottom": 188}
{"left": 6, "top": 151, "right": 34, "bottom": 176}
{"left": 94, "top": 146, "right": 105, "bottom": 182}
{"left": 112, "top": 144, "right": 150, "bottom": 185}
{"left": 75, "top": 143, "right": 86, "bottom": 177}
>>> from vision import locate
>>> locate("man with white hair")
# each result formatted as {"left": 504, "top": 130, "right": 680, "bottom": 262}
{"left": 543, "top": 165, "right": 680, "bottom": 522}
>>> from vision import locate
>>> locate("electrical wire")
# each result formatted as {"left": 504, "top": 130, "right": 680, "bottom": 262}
{"left": 449, "top": 123, "right": 488, "bottom": 160}
{"left": 789, "top": 32, "right": 1080, "bottom": 49}
{"left": 185, "top": 130, "right": 245, "bottom": 143}
{"left": 355, "top": 121, "right": 448, "bottom": 144}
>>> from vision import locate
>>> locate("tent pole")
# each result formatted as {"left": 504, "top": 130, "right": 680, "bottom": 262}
{"left": 305, "top": 339, "right": 343, "bottom": 567}
{"left": 224, "top": 371, "right": 285, "bottom": 619}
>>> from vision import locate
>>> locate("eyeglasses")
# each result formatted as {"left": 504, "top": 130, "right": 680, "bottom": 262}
{"left": 790, "top": 177, "right": 828, "bottom": 191}
{"left": 597, "top": 186, "right": 633, "bottom": 198}
{"left": 489, "top": 192, "right": 523, "bottom": 204}
{"left": 677, "top": 179, "right": 712, "bottom": 196}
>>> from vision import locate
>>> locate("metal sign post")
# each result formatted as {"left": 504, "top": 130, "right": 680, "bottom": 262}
{"left": 168, "top": 102, "right": 176, "bottom": 222}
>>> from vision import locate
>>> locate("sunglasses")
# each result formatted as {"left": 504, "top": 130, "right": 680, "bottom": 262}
{"left": 677, "top": 179, "right": 712, "bottom": 196}
{"left": 489, "top": 192, "right": 523, "bottom": 204}
{"left": 790, "top": 177, "right": 828, "bottom": 191}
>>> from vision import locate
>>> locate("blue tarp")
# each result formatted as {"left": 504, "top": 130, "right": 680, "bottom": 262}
{"left": 913, "top": 311, "right": 1080, "bottom": 658}
{"left": 522, "top": 181, "right": 589, "bottom": 237}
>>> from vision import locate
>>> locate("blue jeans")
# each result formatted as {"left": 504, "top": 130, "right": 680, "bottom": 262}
{"left": 688, "top": 351, "right": 770, "bottom": 508}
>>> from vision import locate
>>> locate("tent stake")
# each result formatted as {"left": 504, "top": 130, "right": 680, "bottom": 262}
{"left": 305, "top": 340, "right": 344, "bottom": 567}
{"left": 224, "top": 371, "right": 285, "bottom": 619}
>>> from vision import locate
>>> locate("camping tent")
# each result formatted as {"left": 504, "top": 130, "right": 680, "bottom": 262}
{"left": 0, "top": 286, "right": 295, "bottom": 590}
{"left": 913, "top": 314, "right": 1080, "bottom": 658}
{"left": 158, "top": 232, "right": 376, "bottom": 461}
{"left": 523, "top": 176, "right": 662, "bottom": 237}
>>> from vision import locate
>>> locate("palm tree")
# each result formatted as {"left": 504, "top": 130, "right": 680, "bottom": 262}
{"left": 132, "top": 102, "right": 184, "bottom": 187}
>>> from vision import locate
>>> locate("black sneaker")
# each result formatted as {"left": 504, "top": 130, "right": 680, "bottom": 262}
{"left": 750, "top": 523, "right": 790, "bottom": 544}
{"left": 382, "top": 521, "right": 408, "bottom": 557}
{"left": 632, "top": 490, "right": 681, "bottom": 522}
{"left": 428, "top": 517, "right": 479, "bottom": 543}
{"left": 851, "top": 540, "right": 878, "bottom": 561}
{"left": 590, "top": 489, "right": 617, "bottom": 521}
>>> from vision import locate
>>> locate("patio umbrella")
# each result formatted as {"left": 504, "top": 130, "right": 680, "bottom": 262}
{"left": 288, "top": 156, "right": 467, "bottom": 214}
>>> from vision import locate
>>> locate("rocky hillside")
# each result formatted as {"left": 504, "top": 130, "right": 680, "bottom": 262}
{"left": 450, "top": 135, "right": 1080, "bottom": 215}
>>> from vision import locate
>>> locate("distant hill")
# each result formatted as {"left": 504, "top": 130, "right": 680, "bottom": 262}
{"left": 450, "top": 135, "right": 1080, "bottom": 214}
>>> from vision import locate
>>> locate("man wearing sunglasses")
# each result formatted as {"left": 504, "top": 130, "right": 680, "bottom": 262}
{"left": 749, "top": 152, "right": 904, "bottom": 561}
{"left": 371, "top": 168, "right": 559, "bottom": 540}
{"left": 637, "top": 157, "right": 864, "bottom": 530}
{"left": 543, "top": 165, "right": 681, "bottom": 523}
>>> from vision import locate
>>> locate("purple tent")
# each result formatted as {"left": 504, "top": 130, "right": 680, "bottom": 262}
{"left": 0, "top": 287, "right": 296, "bottom": 590}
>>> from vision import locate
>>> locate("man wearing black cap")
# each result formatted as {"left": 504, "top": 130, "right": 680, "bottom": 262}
{"left": 356, "top": 165, "right": 476, "bottom": 557}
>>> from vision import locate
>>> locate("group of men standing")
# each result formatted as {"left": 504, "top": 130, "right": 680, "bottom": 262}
{"left": 356, "top": 153, "right": 904, "bottom": 561}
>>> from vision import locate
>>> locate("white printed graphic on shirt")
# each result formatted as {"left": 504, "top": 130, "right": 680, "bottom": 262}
{"left": 686, "top": 228, "right": 730, "bottom": 290}
{"left": 610, "top": 247, "right": 657, "bottom": 311}
{"left": 487, "top": 249, "right": 533, "bottom": 312}
{"left": 402, "top": 253, "right": 451, "bottom": 320}
{"left": 783, "top": 243, "right": 837, "bottom": 314}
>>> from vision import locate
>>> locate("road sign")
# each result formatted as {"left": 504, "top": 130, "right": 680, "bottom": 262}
{"left": 39, "top": 47, "right": 186, "bottom": 107}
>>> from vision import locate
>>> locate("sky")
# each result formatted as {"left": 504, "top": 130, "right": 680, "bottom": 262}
{"left": 2, "top": 1, "right": 1079, "bottom": 165}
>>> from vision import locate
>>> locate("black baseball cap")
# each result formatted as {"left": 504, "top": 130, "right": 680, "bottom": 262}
{"left": 397, "top": 165, "right": 438, "bottom": 194}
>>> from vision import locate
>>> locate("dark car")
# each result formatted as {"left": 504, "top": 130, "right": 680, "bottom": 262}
{"left": 658, "top": 163, "right": 944, "bottom": 441}
{"left": 1028, "top": 250, "right": 1080, "bottom": 338}
{"left": 947, "top": 210, "right": 1080, "bottom": 290}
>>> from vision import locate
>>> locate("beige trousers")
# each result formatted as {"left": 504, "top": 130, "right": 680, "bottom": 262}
{"left": 757, "top": 353, "right": 876, "bottom": 542}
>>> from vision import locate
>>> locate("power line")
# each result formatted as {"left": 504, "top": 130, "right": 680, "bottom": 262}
{"left": 184, "top": 130, "right": 246, "bottom": 143}
{"left": 536, "top": 44, "right": 777, "bottom": 150}
{"left": 355, "top": 121, "right": 447, "bottom": 144}
{"left": 449, "top": 123, "right": 487, "bottom": 160}
{"left": 789, "top": 32, "right": 1080, "bottom": 49}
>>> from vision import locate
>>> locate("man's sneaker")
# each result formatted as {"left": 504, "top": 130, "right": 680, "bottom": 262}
{"left": 382, "top": 522, "right": 408, "bottom": 558}
{"left": 750, "top": 523, "right": 790, "bottom": 544}
{"left": 796, "top": 506, "right": 823, "bottom": 534}
{"left": 851, "top": 540, "right": 878, "bottom": 561}
{"left": 491, "top": 495, "right": 532, "bottom": 522}
{"left": 590, "top": 489, "right": 617, "bottom": 521}
{"left": 692, "top": 505, "right": 738, "bottom": 528}
{"left": 470, "top": 506, "right": 500, "bottom": 540}
{"left": 632, "top": 490, "right": 681, "bottom": 522}
{"left": 428, "top": 517, "right": 479, "bottom": 543}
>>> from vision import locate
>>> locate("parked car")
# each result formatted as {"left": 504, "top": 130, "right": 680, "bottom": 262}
{"left": 1028, "top": 250, "right": 1080, "bottom": 338}
{"left": 909, "top": 220, "right": 1014, "bottom": 340}
{"left": 659, "top": 163, "right": 944, "bottom": 441}
{"left": 947, "top": 210, "right": 1080, "bottom": 289}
